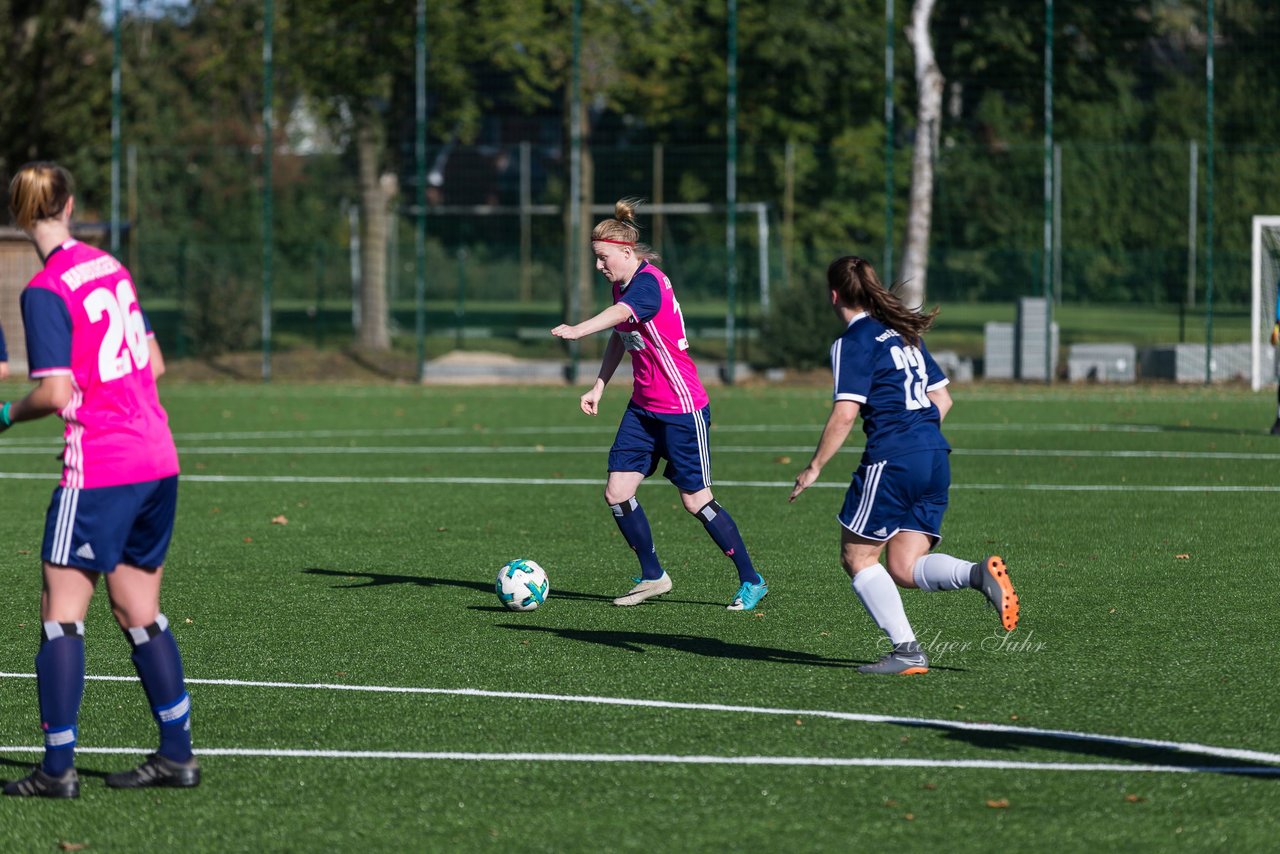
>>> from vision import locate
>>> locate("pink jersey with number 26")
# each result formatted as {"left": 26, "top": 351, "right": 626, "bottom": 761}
{"left": 23, "top": 240, "right": 179, "bottom": 489}
{"left": 612, "top": 261, "right": 709, "bottom": 415}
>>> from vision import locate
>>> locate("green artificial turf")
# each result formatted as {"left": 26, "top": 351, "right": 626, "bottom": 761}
{"left": 1, "top": 381, "right": 1277, "bottom": 851}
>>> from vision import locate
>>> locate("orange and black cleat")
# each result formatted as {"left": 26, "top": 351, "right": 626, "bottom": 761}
{"left": 976, "top": 555, "right": 1019, "bottom": 632}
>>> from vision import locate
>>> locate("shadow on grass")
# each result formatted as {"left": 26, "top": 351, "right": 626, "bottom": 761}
{"left": 496, "top": 623, "right": 973, "bottom": 672}
{"left": 304, "top": 567, "right": 746, "bottom": 609}
{"left": 302, "top": 567, "right": 614, "bottom": 603}
{"left": 895, "top": 720, "right": 1280, "bottom": 778}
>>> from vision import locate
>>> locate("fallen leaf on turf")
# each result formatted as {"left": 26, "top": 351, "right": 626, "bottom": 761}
{"left": 243, "top": 537, "right": 253, "bottom": 543}
{"left": 1175, "top": 553, "right": 1190, "bottom": 559}
{"left": 1124, "top": 794, "right": 1145, "bottom": 803}
{"left": 17, "top": 549, "right": 29, "bottom": 555}
{"left": 922, "top": 783, "right": 937, "bottom": 791}
{"left": 986, "top": 799, "right": 1010, "bottom": 809}
{"left": 794, "top": 719, "right": 803, "bottom": 726}
{"left": 883, "top": 799, "right": 899, "bottom": 808}
{"left": 1109, "top": 608, "right": 1116, "bottom": 614}
{"left": 436, "top": 527, "right": 447, "bottom": 532}
{"left": 184, "top": 618, "right": 193, "bottom": 624}
{"left": 774, "top": 455, "right": 791, "bottom": 464}
{"left": 272, "top": 515, "right": 288, "bottom": 525}
{"left": 904, "top": 814, "right": 915, "bottom": 821}
{"left": 1010, "top": 714, "right": 1019, "bottom": 720}
{"left": 58, "top": 843, "right": 86, "bottom": 852}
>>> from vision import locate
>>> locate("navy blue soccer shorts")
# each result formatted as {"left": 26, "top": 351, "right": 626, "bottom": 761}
{"left": 42, "top": 475, "right": 179, "bottom": 573}
{"left": 608, "top": 402, "right": 712, "bottom": 492}
{"left": 837, "top": 449, "right": 950, "bottom": 545}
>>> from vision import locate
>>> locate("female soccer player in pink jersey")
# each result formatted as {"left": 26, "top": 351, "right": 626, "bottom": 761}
{"left": 552, "top": 198, "right": 767, "bottom": 610}
{"left": 1, "top": 162, "right": 198, "bottom": 797}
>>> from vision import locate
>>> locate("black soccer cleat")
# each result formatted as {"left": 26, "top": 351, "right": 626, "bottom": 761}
{"left": 1270, "top": 418, "right": 1280, "bottom": 436}
{"left": 106, "top": 753, "right": 201, "bottom": 789}
{"left": 2, "top": 767, "right": 80, "bottom": 798}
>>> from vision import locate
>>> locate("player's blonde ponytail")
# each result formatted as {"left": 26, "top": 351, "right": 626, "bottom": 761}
{"left": 8, "top": 162, "right": 74, "bottom": 232}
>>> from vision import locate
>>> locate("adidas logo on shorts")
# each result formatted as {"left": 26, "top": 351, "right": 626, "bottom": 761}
{"left": 74, "top": 543, "right": 96, "bottom": 561}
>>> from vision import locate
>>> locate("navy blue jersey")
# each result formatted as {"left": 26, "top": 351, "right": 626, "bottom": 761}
{"left": 831, "top": 312, "right": 950, "bottom": 462}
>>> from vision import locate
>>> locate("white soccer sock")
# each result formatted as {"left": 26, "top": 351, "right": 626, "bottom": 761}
{"left": 851, "top": 564, "right": 915, "bottom": 645}
{"left": 912, "top": 553, "right": 975, "bottom": 592}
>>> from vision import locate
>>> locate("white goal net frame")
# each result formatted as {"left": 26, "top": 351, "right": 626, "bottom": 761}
{"left": 1251, "top": 215, "right": 1280, "bottom": 391}
{"left": 411, "top": 201, "right": 774, "bottom": 310}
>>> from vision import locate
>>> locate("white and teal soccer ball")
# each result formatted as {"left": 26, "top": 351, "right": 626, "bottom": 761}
{"left": 496, "top": 559, "right": 549, "bottom": 611}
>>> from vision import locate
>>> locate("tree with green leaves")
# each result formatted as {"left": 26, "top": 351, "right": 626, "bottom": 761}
{"left": 0, "top": 0, "right": 111, "bottom": 208}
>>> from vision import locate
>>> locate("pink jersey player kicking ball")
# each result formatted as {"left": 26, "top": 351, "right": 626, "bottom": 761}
{"left": 552, "top": 198, "right": 768, "bottom": 611}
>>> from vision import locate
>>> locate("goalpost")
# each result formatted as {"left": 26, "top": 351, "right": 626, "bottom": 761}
{"left": 1251, "top": 216, "right": 1280, "bottom": 391}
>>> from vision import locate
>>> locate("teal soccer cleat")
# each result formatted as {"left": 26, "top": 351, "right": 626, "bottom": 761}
{"left": 726, "top": 578, "right": 769, "bottom": 611}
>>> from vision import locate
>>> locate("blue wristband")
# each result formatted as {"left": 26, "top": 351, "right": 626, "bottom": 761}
{"left": 1, "top": 401, "right": 11, "bottom": 427}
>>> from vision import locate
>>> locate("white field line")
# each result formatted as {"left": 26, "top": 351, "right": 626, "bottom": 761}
{"left": 0, "top": 470, "right": 1276, "bottom": 492}
{"left": 0, "top": 423, "right": 1181, "bottom": 447}
{"left": 0, "top": 672, "right": 1277, "bottom": 775}
{"left": 160, "top": 422, "right": 1174, "bottom": 440}
{"left": 0, "top": 744, "right": 1272, "bottom": 774}
{"left": 3, "top": 444, "right": 1277, "bottom": 462}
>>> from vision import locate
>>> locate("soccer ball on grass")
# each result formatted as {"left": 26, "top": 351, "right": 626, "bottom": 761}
{"left": 496, "top": 559, "right": 549, "bottom": 611}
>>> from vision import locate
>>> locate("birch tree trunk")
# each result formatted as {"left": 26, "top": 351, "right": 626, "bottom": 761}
{"left": 356, "top": 119, "right": 394, "bottom": 350}
{"left": 900, "top": 0, "right": 943, "bottom": 311}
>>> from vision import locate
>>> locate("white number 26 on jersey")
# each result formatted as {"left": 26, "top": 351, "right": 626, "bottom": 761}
{"left": 890, "top": 345, "right": 931, "bottom": 410}
{"left": 83, "top": 279, "right": 151, "bottom": 382}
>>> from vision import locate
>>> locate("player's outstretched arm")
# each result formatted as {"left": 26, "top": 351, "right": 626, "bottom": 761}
{"left": 790, "top": 400, "right": 859, "bottom": 502}
{"left": 552, "top": 303, "right": 633, "bottom": 342}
